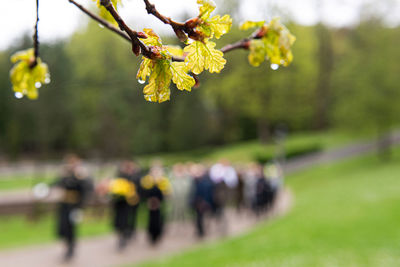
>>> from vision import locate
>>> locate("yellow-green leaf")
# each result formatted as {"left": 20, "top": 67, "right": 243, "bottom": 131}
{"left": 9, "top": 49, "right": 49, "bottom": 100}
{"left": 242, "top": 18, "right": 296, "bottom": 68}
{"left": 164, "top": 45, "right": 184, "bottom": 57}
{"left": 143, "top": 60, "right": 172, "bottom": 103}
{"left": 184, "top": 41, "right": 226, "bottom": 74}
{"left": 209, "top": 14, "right": 232, "bottom": 39}
{"left": 239, "top": 20, "right": 265, "bottom": 31}
{"left": 197, "top": 0, "right": 216, "bottom": 20}
{"left": 95, "top": 0, "right": 122, "bottom": 27}
{"left": 248, "top": 40, "right": 266, "bottom": 67}
{"left": 11, "top": 48, "right": 34, "bottom": 63}
{"left": 137, "top": 57, "right": 153, "bottom": 82}
{"left": 170, "top": 62, "right": 195, "bottom": 91}
{"left": 141, "top": 28, "right": 162, "bottom": 47}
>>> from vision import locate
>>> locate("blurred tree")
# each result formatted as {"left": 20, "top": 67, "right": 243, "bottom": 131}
{"left": 332, "top": 20, "right": 400, "bottom": 158}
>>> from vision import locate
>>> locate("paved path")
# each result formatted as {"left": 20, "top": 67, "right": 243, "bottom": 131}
{"left": 283, "top": 131, "right": 400, "bottom": 173}
{"left": 0, "top": 190, "right": 292, "bottom": 267}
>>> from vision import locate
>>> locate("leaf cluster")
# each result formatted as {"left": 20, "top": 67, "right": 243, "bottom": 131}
{"left": 241, "top": 18, "right": 296, "bottom": 68}
{"left": 9, "top": 48, "right": 50, "bottom": 100}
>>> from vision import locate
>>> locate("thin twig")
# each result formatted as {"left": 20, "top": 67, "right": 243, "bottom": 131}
{"left": 31, "top": 0, "right": 40, "bottom": 68}
{"left": 68, "top": 0, "right": 259, "bottom": 61}
{"left": 143, "top": 0, "right": 184, "bottom": 27}
{"left": 100, "top": 0, "right": 161, "bottom": 59}
{"left": 68, "top": 0, "right": 131, "bottom": 42}
{"left": 142, "top": 0, "right": 200, "bottom": 42}
{"left": 221, "top": 39, "right": 250, "bottom": 53}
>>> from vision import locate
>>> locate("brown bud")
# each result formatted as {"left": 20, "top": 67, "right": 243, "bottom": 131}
{"left": 132, "top": 44, "right": 140, "bottom": 56}
{"left": 192, "top": 73, "right": 200, "bottom": 88}
{"left": 149, "top": 46, "right": 163, "bottom": 59}
{"left": 137, "top": 32, "right": 148, "bottom": 39}
{"left": 184, "top": 17, "right": 200, "bottom": 29}
{"left": 173, "top": 27, "right": 188, "bottom": 43}
{"left": 243, "top": 40, "right": 251, "bottom": 50}
{"left": 255, "top": 26, "right": 268, "bottom": 39}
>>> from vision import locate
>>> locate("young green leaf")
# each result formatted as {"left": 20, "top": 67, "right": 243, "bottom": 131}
{"left": 239, "top": 20, "right": 265, "bottom": 31}
{"left": 94, "top": 0, "right": 122, "bottom": 26}
{"left": 197, "top": 0, "right": 216, "bottom": 20}
{"left": 9, "top": 48, "right": 50, "bottom": 100}
{"left": 143, "top": 60, "right": 172, "bottom": 103}
{"left": 170, "top": 62, "right": 196, "bottom": 91}
{"left": 248, "top": 40, "right": 267, "bottom": 67}
{"left": 209, "top": 15, "right": 232, "bottom": 39}
{"left": 194, "top": 0, "right": 232, "bottom": 40}
{"left": 184, "top": 41, "right": 226, "bottom": 74}
{"left": 240, "top": 18, "right": 296, "bottom": 68}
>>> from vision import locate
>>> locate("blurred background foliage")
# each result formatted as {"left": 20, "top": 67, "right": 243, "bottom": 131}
{"left": 0, "top": 16, "right": 399, "bottom": 160}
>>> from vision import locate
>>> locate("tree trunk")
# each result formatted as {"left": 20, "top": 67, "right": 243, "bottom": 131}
{"left": 313, "top": 24, "right": 334, "bottom": 130}
{"left": 376, "top": 130, "right": 392, "bottom": 161}
{"left": 257, "top": 118, "right": 270, "bottom": 144}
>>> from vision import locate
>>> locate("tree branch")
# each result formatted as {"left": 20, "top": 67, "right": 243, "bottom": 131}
{"left": 221, "top": 39, "right": 251, "bottom": 53}
{"left": 68, "top": 0, "right": 258, "bottom": 61}
{"left": 31, "top": 0, "right": 40, "bottom": 68}
{"left": 100, "top": 0, "right": 163, "bottom": 59}
{"left": 68, "top": 0, "right": 131, "bottom": 42}
{"left": 142, "top": 0, "right": 200, "bottom": 42}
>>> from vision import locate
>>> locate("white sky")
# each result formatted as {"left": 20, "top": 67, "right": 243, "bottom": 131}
{"left": 1, "top": 0, "right": 399, "bottom": 51}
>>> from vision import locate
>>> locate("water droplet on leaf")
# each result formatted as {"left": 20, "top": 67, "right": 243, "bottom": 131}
{"left": 35, "top": 82, "right": 42, "bottom": 88}
{"left": 14, "top": 92, "right": 23, "bottom": 99}
{"left": 44, "top": 77, "right": 51, "bottom": 84}
{"left": 270, "top": 64, "right": 279, "bottom": 70}
{"left": 98, "top": 24, "right": 104, "bottom": 28}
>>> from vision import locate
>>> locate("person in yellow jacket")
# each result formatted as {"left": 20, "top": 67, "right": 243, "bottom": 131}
{"left": 109, "top": 161, "right": 140, "bottom": 250}
{"left": 140, "top": 163, "right": 171, "bottom": 244}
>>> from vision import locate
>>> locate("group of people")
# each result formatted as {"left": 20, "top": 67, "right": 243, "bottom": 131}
{"left": 50, "top": 155, "right": 283, "bottom": 261}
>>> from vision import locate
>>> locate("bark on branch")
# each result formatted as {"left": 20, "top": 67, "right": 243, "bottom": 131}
{"left": 30, "top": 0, "right": 40, "bottom": 68}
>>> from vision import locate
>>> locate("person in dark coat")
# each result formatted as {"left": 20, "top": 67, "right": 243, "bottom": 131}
{"left": 54, "top": 155, "right": 93, "bottom": 261}
{"left": 109, "top": 161, "right": 140, "bottom": 250}
{"left": 189, "top": 163, "right": 215, "bottom": 238}
{"left": 252, "top": 163, "right": 274, "bottom": 215}
{"left": 140, "top": 164, "right": 171, "bottom": 245}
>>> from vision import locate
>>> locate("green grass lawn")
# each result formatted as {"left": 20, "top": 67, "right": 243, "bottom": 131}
{"left": 0, "top": 174, "right": 55, "bottom": 192}
{"left": 0, "top": 205, "right": 150, "bottom": 250}
{"left": 138, "top": 148, "right": 400, "bottom": 267}
{"left": 0, "top": 210, "right": 110, "bottom": 249}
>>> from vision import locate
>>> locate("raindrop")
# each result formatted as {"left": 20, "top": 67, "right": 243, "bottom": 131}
{"left": 35, "top": 82, "right": 42, "bottom": 88}
{"left": 270, "top": 63, "right": 279, "bottom": 70}
{"left": 44, "top": 77, "right": 51, "bottom": 84}
{"left": 138, "top": 79, "right": 145, "bottom": 84}
{"left": 98, "top": 24, "right": 104, "bottom": 28}
{"left": 14, "top": 92, "right": 23, "bottom": 99}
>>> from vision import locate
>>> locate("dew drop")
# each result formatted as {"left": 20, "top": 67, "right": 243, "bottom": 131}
{"left": 270, "top": 63, "right": 279, "bottom": 70}
{"left": 35, "top": 82, "right": 42, "bottom": 88}
{"left": 44, "top": 77, "right": 51, "bottom": 84}
{"left": 14, "top": 92, "right": 24, "bottom": 99}
{"left": 98, "top": 24, "right": 104, "bottom": 28}
{"left": 138, "top": 79, "right": 145, "bottom": 84}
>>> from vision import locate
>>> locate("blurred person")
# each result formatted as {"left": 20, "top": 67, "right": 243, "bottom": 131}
{"left": 169, "top": 163, "right": 191, "bottom": 222}
{"left": 140, "top": 163, "right": 172, "bottom": 244}
{"left": 264, "top": 161, "right": 284, "bottom": 206}
{"left": 189, "top": 163, "right": 215, "bottom": 238}
{"left": 109, "top": 161, "right": 140, "bottom": 250}
{"left": 235, "top": 166, "right": 246, "bottom": 212}
{"left": 53, "top": 154, "right": 93, "bottom": 261}
{"left": 209, "top": 159, "right": 238, "bottom": 218}
{"left": 243, "top": 163, "right": 258, "bottom": 210}
{"left": 252, "top": 163, "right": 274, "bottom": 215}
